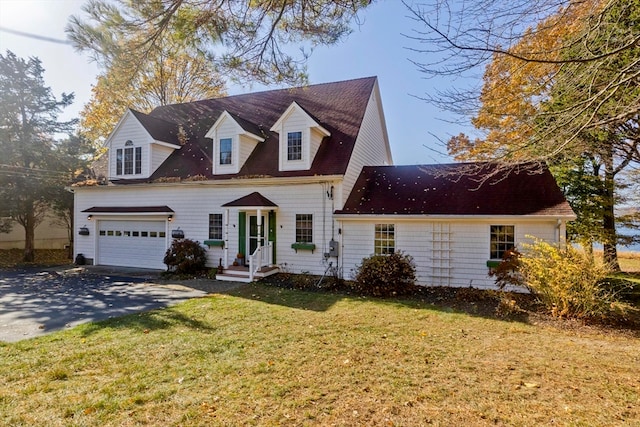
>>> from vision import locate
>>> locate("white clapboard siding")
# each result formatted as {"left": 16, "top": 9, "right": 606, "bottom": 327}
{"left": 278, "top": 107, "right": 317, "bottom": 171}
{"left": 107, "top": 113, "right": 153, "bottom": 179}
{"left": 75, "top": 179, "right": 341, "bottom": 274}
{"left": 342, "top": 82, "right": 392, "bottom": 205}
{"left": 339, "top": 218, "right": 561, "bottom": 290}
{"left": 151, "top": 144, "right": 175, "bottom": 173}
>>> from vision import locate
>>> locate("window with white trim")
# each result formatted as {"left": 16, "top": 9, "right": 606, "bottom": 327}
{"left": 490, "top": 225, "right": 515, "bottom": 259}
{"left": 209, "top": 214, "right": 223, "bottom": 239}
{"left": 295, "top": 214, "right": 313, "bottom": 243}
{"left": 374, "top": 224, "right": 395, "bottom": 255}
{"left": 219, "top": 138, "right": 232, "bottom": 165}
{"left": 287, "top": 131, "right": 302, "bottom": 161}
{"left": 116, "top": 145, "right": 142, "bottom": 175}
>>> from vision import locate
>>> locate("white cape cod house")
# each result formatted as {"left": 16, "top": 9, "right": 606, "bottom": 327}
{"left": 73, "top": 77, "right": 575, "bottom": 288}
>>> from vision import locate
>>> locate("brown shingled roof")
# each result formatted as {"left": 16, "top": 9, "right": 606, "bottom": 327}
{"left": 129, "top": 109, "right": 183, "bottom": 147}
{"left": 222, "top": 192, "right": 278, "bottom": 208}
{"left": 336, "top": 163, "right": 575, "bottom": 217}
{"left": 134, "top": 77, "right": 377, "bottom": 181}
{"left": 82, "top": 206, "right": 175, "bottom": 214}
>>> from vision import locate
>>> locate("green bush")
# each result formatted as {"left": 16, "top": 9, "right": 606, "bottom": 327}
{"left": 518, "top": 239, "right": 631, "bottom": 319}
{"left": 352, "top": 252, "right": 416, "bottom": 297}
{"left": 163, "top": 239, "right": 207, "bottom": 274}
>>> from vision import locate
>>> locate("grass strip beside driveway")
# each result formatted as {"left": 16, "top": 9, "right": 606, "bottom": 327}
{"left": 1, "top": 283, "right": 639, "bottom": 426}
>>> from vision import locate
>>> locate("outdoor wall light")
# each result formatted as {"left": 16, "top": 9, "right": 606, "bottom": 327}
{"left": 87, "top": 214, "right": 93, "bottom": 220}
{"left": 79, "top": 226, "right": 90, "bottom": 236}
{"left": 168, "top": 214, "right": 173, "bottom": 222}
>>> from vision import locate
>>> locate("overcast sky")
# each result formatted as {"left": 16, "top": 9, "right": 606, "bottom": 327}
{"left": 0, "top": 0, "right": 474, "bottom": 165}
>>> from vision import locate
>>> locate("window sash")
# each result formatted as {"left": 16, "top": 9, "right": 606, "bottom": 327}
{"left": 287, "top": 131, "right": 302, "bottom": 161}
{"left": 135, "top": 147, "right": 142, "bottom": 174}
{"left": 116, "top": 149, "right": 123, "bottom": 175}
{"left": 295, "top": 214, "right": 313, "bottom": 243}
{"left": 374, "top": 224, "right": 395, "bottom": 255}
{"left": 220, "top": 138, "right": 232, "bottom": 165}
{"left": 124, "top": 147, "right": 134, "bottom": 174}
{"left": 490, "top": 225, "right": 515, "bottom": 259}
{"left": 209, "top": 213, "right": 223, "bottom": 240}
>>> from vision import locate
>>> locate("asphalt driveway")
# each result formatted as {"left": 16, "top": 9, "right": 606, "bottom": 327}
{"left": 0, "top": 266, "right": 211, "bottom": 342}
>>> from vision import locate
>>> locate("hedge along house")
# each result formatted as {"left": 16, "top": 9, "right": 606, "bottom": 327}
{"left": 73, "top": 76, "right": 575, "bottom": 287}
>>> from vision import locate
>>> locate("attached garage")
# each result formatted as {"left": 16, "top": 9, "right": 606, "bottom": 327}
{"left": 97, "top": 220, "right": 167, "bottom": 269}
{"left": 82, "top": 206, "right": 174, "bottom": 270}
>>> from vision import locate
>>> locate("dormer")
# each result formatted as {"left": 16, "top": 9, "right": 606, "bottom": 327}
{"left": 270, "top": 102, "right": 331, "bottom": 172}
{"left": 106, "top": 109, "right": 182, "bottom": 180}
{"left": 205, "top": 111, "right": 265, "bottom": 175}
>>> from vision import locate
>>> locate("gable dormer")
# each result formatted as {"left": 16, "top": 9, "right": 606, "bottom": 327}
{"left": 106, "top": 109, "right": 182, "bottom": 180}
{"left": 270, "top": 102, "right": 331, "bottom": 172}
{"left": 205, "top": 111, "right": 265, "bottom": 175}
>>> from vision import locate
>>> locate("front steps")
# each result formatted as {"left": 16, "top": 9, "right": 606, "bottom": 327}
{"left": 215, "top": 265, "right": 279, "bottom": 283}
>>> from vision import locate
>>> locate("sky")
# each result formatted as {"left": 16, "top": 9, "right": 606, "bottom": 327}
{"left": 0, "top": 0, "right": 472, "bottom": 166}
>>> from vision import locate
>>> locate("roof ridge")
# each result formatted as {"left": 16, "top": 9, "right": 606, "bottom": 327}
{"left": 130, "top": 108, "right": 180, "bottom": 126}
{"left": 151, "top": 76, "right": 378, "bottom": 111}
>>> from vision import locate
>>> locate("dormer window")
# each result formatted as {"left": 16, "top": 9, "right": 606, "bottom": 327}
{"left": 271, "top": 102, "right": 331, "bottom": 172}
{"left": 287, "top": 132, "right": 303, "bottom": 161}
{"left": 220, "top": 138, "right": 233, "bottom": 165}
{"left": 116, "top": 144, "right": 142, "bottom": 175}
{"left": 205, "top": 110, "right": 264, "bottom": 175}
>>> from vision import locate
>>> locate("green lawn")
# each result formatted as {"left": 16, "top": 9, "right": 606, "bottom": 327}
{"left": 1, "top": 283, "right": 638, "bottom": 426}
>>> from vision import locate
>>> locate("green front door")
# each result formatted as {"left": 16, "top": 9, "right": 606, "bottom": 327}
{"left": 248, "top": 214, "right": 266, "bottom": 255}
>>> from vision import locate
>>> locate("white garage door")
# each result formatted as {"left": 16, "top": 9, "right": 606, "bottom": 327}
{"left": 97, "top": 220, "right": 167, "bottom": 269}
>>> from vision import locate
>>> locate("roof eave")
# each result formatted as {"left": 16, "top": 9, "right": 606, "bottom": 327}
{"left": 334, "top": 213, "right": 577, "bottom": 221}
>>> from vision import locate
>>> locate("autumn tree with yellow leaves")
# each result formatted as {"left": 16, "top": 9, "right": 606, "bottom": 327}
{"left": 407, "top": 0, "right": 639, "bottom": 269}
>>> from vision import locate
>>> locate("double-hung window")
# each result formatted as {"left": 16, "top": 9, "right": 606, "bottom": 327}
{"left": 490, "top": 225, "right": 515, "bottom": 259}
{"left": 295, "top": 214, "right": 313, "bottom": 243}
{"left": 374, "top": 224, "right": 395, "bottom": 255}
{"left": 287, "top": 131, "right": 302, "bottom": 161}
{"left": 116, "top": 146, "right": 142, "bottom": 175}
{"left": 209, "top": 214, "right": 223, "bottom": 240}
{"left": 220, "top": 138, "right": 232, "bottom": 165}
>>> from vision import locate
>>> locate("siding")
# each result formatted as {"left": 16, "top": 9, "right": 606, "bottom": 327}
{"left": 239, "top": 135, "right": 259, "bottom": 169}
{"left": 342, "top": 82, "right": 392, "bottom": 204}
{"left": 74, "top": 179, "right": 341, "bottom": 274}
{"left": 0, "top": 212, "right": 68, "bottom": 249}
{"left": 212, "top": 116, "right": 241, "bottom": 175}
{"left": 151, "top": 144, "right": 175, "bottom": 173}
{"left": 108, "top": 114, "right": 152, "bottom": 179}
{"left": 278, "top": 107, "right": 314, "bottom": 171}
{"left": 339, "top": 218, "right": 559, "bottom": 290}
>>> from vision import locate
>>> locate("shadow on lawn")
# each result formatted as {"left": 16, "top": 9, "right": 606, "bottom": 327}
{"left": 222, "top": 280, "right": 534, "bottom": 325}
{"left": 77, "top": 305, "right": 216, "bottom": 337}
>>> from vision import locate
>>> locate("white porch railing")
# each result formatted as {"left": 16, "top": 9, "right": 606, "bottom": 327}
{"left": 248, "top": 241, "right": 273, "bottom": 281}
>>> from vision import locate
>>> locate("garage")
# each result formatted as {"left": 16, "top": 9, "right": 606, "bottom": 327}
{"left": 97, "top": 220, "right": 168, "bottom": 269}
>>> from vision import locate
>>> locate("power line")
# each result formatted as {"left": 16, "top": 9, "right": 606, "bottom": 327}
{"left": 0, "top": 26, "right": 71, "bottom": 45}
{"left": 0, "top": 164, "right": 72, "bottom": 178}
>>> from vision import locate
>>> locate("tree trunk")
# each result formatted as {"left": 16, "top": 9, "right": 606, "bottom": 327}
{"left": 602, "top": 157, "right": 620, "bottom": 271}
{"left": 23, "top": 205, "right": 35, "bottom": 262}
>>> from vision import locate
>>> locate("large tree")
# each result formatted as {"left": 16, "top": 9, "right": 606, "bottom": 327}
{"left": 0, "top": 51, "right": 77, "bottom": 262}
{"left": 405, "top": 0, "right": 639, "bottom": 133}
{"left": 80, "top": 39, "right": 226, "bottom": 144}
{"left": 67, "top": 0, "right": 374, "bottom": 86}
{"left": 441, "top": 0, "right": 639, "bottom": 269}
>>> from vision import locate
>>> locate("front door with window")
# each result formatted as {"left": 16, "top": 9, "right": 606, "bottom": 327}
{"left": 248, "top": 215, "right": 267, "bottom": 255}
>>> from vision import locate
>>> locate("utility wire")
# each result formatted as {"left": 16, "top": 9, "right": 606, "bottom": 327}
{"left": 0, "top": 26, "right": 71, "bottom": 45}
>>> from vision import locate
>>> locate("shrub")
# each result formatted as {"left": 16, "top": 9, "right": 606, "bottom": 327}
{"left": 163, "top": 239, "right": 207, "bottom": 274}
{"left": 490, "top": 248, "right": 524, "bottom": 290}
{"left": 352, "top": 251, "right": 417, "bottom": 297}
{"left": 518, "top": 239, "right": 631, "bottom": 319}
